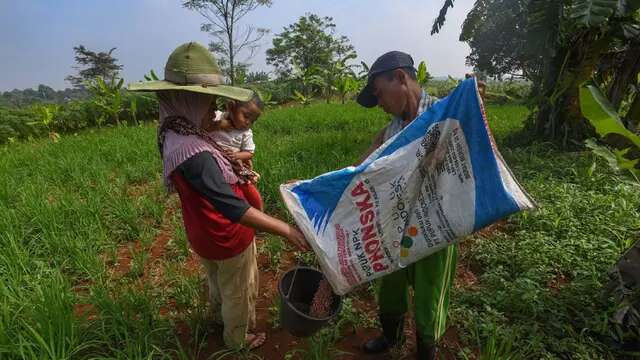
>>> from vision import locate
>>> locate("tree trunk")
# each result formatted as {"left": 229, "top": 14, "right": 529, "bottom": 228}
{"left": 608, "top": 45, "right": 640, "bottom": 111}
{"left": 534, "top": 45, "right": 567, "bottom": 137}
{"left": 228, "top": 2, "right": 235, "bottom": 85}
{"left": 627, "top": 95, "right": 640, "bottom": 132}
{"left": 535, "top": 32, "right": 608, "bottom": 144}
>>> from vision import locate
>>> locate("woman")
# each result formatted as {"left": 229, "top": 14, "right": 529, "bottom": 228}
{"left": 129, "top": 42, "right": 307, "bottom": 350}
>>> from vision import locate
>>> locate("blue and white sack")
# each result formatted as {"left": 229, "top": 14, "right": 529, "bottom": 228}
{"left": 280, "top": 78, "right": 535, "bottom": 295}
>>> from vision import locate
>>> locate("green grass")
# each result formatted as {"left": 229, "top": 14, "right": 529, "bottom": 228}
{"left": 0, "top": 101, "right": 638, "bottom": 358}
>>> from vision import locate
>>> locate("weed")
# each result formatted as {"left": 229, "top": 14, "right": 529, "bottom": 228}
{"left": 129, "top": 245, "right": 148, "bottom": 278}
{"left": 338, "top": 297, "right": 377, "bottom": 332}
{"left": 268, "top": 298, "right": 281, "bottom": 329}
{"left": 259, "top": 235, "right": 289, "bottom": 271}
{"left": 293, "top": 250, "right": 319, "bottom": 268}
{"left": 288, "top": 319, "right": 350, "bottom": 360}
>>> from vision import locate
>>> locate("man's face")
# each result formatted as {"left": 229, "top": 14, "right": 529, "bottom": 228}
{"left": 372, "top": 70, "right": 409, "bottom": 117}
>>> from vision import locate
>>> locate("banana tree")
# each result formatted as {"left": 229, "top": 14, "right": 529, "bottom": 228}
{"left": 526, "top": 0, "right": 640, "bottom": 143}
{"left": 289, "top": 62, "right": 325, "bottom": 99}
{"left": 416, "top": 61, "right": 433, "bottom": 88}
{"left": 292, "top": 90, "right": 311, "bottom": 106}
{"left": 433, "top": 0, "right": 639, "bottom": 144}
{"left": 320, "top": 52, "right": 357, "bottom": 103}
{"left": 333, "top": 75, "right": 359, "bottom": 104}
{"left": 86, "top": 76, "right": 124, "bottom": 126}
{"left": 581, "top": 81, "right": 640, "bottom": 180}
{"left": 29, "top": 104, "right": 61, "bottom": 142}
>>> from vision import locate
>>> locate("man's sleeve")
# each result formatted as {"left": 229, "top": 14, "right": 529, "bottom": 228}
{"left": 176, "top": 152, "right": 250, "bottom": 222}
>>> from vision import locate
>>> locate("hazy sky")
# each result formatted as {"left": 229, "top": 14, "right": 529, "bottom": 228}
{"left": 0, "top": 0, "right": 475, "bottom": 91}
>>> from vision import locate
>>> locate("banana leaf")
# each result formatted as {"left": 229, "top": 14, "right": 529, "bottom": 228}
{"left": 580, "top": 81, "right": 640, "bottom": 180}
{"left": 569, "top": 0, "right": 617, "bottom": 28}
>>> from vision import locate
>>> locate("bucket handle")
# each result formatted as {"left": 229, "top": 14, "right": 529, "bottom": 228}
{"left": 285, "top": 262, "right": 304, "bottom": 299}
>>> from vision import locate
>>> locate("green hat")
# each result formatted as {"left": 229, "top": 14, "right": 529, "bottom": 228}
{"left": 128, "top": 42, "right": 253, "bottom": 101}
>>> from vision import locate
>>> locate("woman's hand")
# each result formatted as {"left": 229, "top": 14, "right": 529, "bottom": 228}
{"left": 239, "top": 208, "right": 309, "bottom": 251}
{"left": 285, "top": 224, "right": 310, "bottom": 251}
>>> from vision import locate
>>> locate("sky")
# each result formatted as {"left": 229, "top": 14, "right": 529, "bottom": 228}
{"left": 0, "top": 0, "right": 475, "bottom": 91}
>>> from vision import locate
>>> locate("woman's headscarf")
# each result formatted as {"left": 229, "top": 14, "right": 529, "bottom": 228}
{"left": 158, "top": 90, "right": 238, "bottom": 192}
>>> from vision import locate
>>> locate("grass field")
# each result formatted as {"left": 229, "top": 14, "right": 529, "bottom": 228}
{"left": 0, "top": 102, "right": 638, "bottom": 359}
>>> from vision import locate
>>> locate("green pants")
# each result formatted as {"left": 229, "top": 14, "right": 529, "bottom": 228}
{"left": 378, "top": 244, "right": 457, "bottom": 345}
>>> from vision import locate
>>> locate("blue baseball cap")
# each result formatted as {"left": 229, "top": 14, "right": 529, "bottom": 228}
{"left": 357, "top": 51, "right": 416, "bottom": 108}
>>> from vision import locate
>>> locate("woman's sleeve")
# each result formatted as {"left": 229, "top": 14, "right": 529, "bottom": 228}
{"left": 176, "top": 152, "right": 250, "bottom": 222}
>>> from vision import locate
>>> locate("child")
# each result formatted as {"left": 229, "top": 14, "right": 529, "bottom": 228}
{"left": 208, "top": 94, "right": 263, "bottom": 172}
{"left": 207, "top": 94, "right": 264, "bottom": 210}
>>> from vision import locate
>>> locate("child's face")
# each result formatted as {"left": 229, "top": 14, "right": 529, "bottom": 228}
{"left": 229, "top": 102, "right": 261, "bottom": 130}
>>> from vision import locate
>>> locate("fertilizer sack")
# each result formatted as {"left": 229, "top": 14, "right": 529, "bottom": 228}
{"left": 280, "top": 78, "right": 535, "bottom": 295}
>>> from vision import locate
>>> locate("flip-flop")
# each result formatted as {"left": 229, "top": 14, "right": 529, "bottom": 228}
{"left": 245, "top": 332, "right": 266, "bottom": 350}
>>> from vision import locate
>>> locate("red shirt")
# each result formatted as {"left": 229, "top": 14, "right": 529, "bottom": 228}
{"left": 172, "top": 172, "right": 256, "bottom": 260}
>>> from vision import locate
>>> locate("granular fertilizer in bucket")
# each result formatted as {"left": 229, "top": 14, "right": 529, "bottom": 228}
{"left": 279, "top": 267, "right": 342, "bottom": 337}
{"left": 309, "top": 279, "right": 334, "bottom": 318}
{"left": 280, "top": 78, "right": 536, "bottom": 295}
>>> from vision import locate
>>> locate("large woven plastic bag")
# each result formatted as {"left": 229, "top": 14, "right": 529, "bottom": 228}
{"left": 280, "top": 78, "right": 535, "bottom": 295}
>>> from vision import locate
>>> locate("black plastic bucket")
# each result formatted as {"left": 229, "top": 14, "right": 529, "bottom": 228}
{"left": 278, "top": 266, "right": 342, "bottom": 337}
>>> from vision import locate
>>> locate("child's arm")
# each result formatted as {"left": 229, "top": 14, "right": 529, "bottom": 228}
{"left": 230, "top": 129, "right": 256, "bottom": 163}
{"left": 228, "top": 151, "right": 253, "bottom": 161}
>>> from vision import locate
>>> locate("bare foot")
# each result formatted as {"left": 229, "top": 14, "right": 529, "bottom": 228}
{"left": 245, "top": 332, "right": 266, "bottom": 349}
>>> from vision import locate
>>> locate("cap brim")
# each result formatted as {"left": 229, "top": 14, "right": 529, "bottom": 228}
{"left": 356, "top": 82, "right": 378, "bottom": 108}
{"left": 128, "top": 80, "right": 254, "bottom": 102}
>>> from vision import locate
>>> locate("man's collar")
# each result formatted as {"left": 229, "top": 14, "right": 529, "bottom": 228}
{"left": 393, "top": 90, "right": 428, "bottom": 123}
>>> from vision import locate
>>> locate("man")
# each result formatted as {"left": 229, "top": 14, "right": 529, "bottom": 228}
{"left": 356, "top": 51, "right": 460, "bottom": 359}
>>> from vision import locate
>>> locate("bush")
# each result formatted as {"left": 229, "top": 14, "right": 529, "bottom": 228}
{"left": 486, "top": 80, "right": 532, "bottom": 103}
{"left": 0, "top": 92, "right": 159, "bottom": 144}
{"left": 0, "top": 106, "right": 44, "bottom": 143}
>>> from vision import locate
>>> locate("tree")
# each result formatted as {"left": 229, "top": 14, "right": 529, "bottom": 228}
{"left": 65, "top": 45, "right": 122, "bottom": 89}
{"left": 434, "top": 0, "right": 640, "bottom": 145}
{"left": 458, "top": 0, "right": 534, "bottom": 80}
{"left": 266, "top": 14, "right": 357, "bottom": 99}
{"left": 431, "top": 0, "right": 457, "bottom": 35}
{"left": 183, "top": 0, "right": 272, "bottom": 85}
{"left": 245, "top": 71, "right": 270, "bottom": 83}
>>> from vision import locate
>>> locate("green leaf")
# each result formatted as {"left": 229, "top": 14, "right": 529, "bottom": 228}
{"left": 431, "top": 0, "right": 456, "bottom": 35}
{"left": 417, "top": 61, "right": 427, "bottom": 84}
{"left": 616, "top": 0, "right": 640, "bottom": 16}
{"left": 585, "top": 138, "right": 622, "bottom": 171}
{"left": 615, "top": 22, "right": 640, "bottom": 41}
{"left": 569, "top": 0, "right": 617, "bottom": 28}
{"left": 580, "top": 81, "right": 640, "bottom": 180}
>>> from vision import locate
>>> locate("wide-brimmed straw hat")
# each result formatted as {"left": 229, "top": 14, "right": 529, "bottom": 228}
{"left": 128, "top": 42, "right": 253, "bottom": 101}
